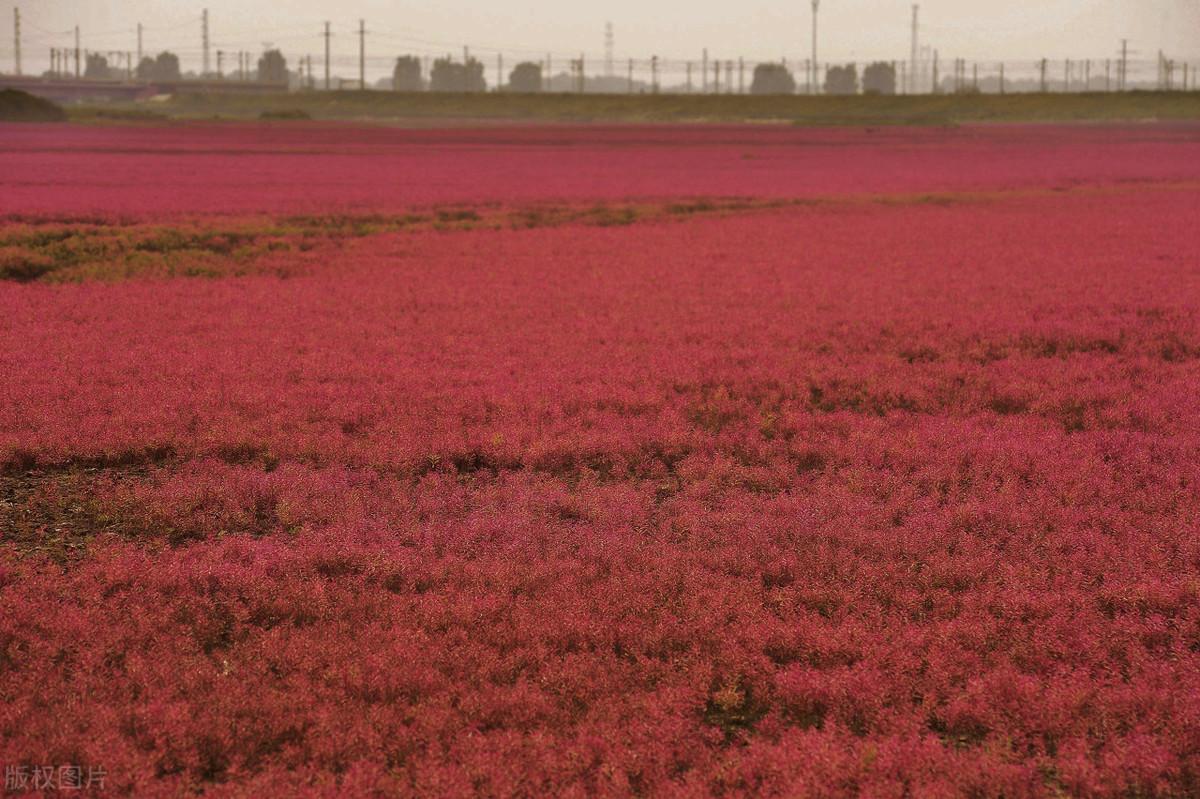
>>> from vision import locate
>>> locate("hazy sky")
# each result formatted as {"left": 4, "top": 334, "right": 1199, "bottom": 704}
{"left": 4, "top": 0, "right": 1197, "bottom": 77}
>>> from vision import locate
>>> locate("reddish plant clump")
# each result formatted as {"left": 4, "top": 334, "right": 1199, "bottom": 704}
{"left": 1, "top": 123, "right": 1199, "bottom": 797}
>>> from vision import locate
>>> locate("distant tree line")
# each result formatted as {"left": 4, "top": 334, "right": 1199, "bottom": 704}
{"left": 78, "top": 48, "right": 289, "bottom": 84}
{"left": 79, "top": 47, "right": 898, "bottom": 96}
{"left": 749, "top": 61, "right": 896, "bottom": 96}
{"left": 750, "top": 63, "right": 796, "bottom": 95}
{"left": 508, "top": 62, "right": 542, "bottom": 93}
{"left": 825, "top": 62, "right": 897, "bottom": 95}
{"left": 394, "top": 56, "right": 497, "bottom": 92}
{"left": 137, "top": 52, "right": 181, "bottom": 82}
{"left": 257, "top": 50, "right": 288, "bottom": 84}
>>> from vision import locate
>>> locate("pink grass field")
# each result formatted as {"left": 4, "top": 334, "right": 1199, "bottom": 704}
{"left": 2, "top": 122, "right": 1200, "bottom": 216}
{"left": 2, "top": 122, "right": 1200, "bottom": 797}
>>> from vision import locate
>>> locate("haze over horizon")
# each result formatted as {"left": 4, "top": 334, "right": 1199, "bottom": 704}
{"left": 3, "top": 0, "right": 1197, "bottom": 79}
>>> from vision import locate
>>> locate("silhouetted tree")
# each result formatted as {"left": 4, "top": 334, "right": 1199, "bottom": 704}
{"left": 85, "top": 53, "right": 113, "bottom": 80}
{"left": 750, "top": 63, "right": 796, "bottom": 95}
{"left": 862, "top": 62, "right": 896, "bottom": 95}
{"left": 430, "top": 57, "right": 486, "bottom": 92}
{"left": 136, "top": 51, "right": 181, "bottom": 82}
{"left": 393, "top": 56, "right": 422, "bottom": 91}
{"left": 824, "top": 63, "right": 858, "bottom": 95}
{"left": 257, "top": 49, "right": 288, "bottom": 84}
{"left": 508, "top": 62, "right": 542, "bottom": 93}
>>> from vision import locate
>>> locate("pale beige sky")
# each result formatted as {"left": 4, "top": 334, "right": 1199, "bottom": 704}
{"left": 5, "top": 0, "right": 1198, "bottom": 76}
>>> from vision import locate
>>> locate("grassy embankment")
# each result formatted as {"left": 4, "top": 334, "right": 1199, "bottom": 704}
{"left": 68, "top": 89, "right": 1200, "bottom": 126}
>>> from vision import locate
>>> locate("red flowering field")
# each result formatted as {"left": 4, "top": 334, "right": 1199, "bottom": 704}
{"left": 2, "top": 122, "right": 1200, "bottom": 797}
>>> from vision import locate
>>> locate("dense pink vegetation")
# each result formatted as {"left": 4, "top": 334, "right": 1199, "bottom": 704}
{"left": 2, "top": 124, "right": 1200, "bottom": 797}
{"left": 2, "top": 122, "right": 1199, "bottom": 216}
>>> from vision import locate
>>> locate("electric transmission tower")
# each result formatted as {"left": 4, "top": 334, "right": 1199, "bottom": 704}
{"left": 13, "top": 7, "right": 21, "bottom": 76}
{"left": 811, "top": 0, "right": 821, "bottom": 94}
{"left": 202, "top": 9, "right": 210, "bottom": 76}
{"left": 910, "top": 5, "right": 919, "bottom": 94}
{"left": 605, "top": 22, "right": 614, "bottom": 78}
{"left": 323, "top": 22, "right": 331, "bottom": 90}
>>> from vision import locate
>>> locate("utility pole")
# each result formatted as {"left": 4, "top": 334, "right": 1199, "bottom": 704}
{"left": 323, "top": 22, "right": 331, "bottom": 90}
{"left": 738, "top": 57, "right": 744, "bottom": 93}
{"left": 202, "top": 9, "right": 210, "bottom": 77}
{"left": 605, "top": 22, "right": 614, "bottom": 78}
{"left": 74, "top": 25, "right": 80, "bottom": 79}
{"left": 1039, "top": 58, "right": 1047, "bottom": 92}
{"left": 13, "top": 7, "right": 21, "bottom": 76}
{"left": 702, "top": 48, "right": 708, "bottom": 93}
{"left": 1065, "top": 58, "right": 1070, "bottom": 92}
{"left": 628, "top": 57, "right": 633, "bottom": 93}
{"left": 137, "top": 23, "right": 143, "bottom": 66}
{"left": 931, "top": 49, "right": 938, "bottom": 94}
{"left": 910, "top": 4, "right": 919, "bottom": 94}
{"left": 686, "top": 62, "right": 692, "bottom": 93}
{"left": 358, "top": 19, "right": 365, "bottom": 90}
{"left": 497, "top": 53, "right": 503, "bottom": 91}
{"left": 217, "top": 50, "right": 223, "bottom": 79}
{"left": 999, "top": 62, "right": 1005, "bottom": 95}
{"left": 650, "top": 55, "right": 658, "bottom": 93}
{"left": 1105, "top": 58, "right": 1111, "bottom": 91}
{"left": 810, "top": 0, "right": 820, "bottom": 95}
{"left": 726, "top": 60, "right": 733, "bottom": 94}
